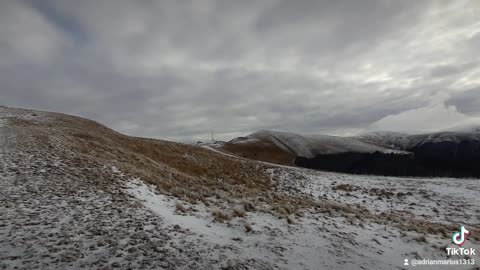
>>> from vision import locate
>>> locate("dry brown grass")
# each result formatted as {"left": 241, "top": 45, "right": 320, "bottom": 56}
{"left": 333, "top": 184, "right": 354, "bottom": 192}
{"left": 232, "top": 208, "right": 247, "bottom": 218}
{"left": 244, "top": 223, "right": 253, "bottom": 232}
{"left": 222, "top": 140, "right": 295, "bottom": 166}
{"left": 286, "top": 215, "right": 294, "bottom": 224}
{"left": 6, "top": 109, "right": 318, "bottom": 218}
{"left": 8, "top": 118, "right": 34, "bottom": 127}
{"left": 212, "top": 210, "right": 231, "bottom": 223}
{"left": 242, "top": 200, "right": 257, "bottom": 212}
{"left": 175, "top": 201, "right": 188, "bottom": 213}
{"left": 414, "top": 235, "right": 428, "bottom": 243}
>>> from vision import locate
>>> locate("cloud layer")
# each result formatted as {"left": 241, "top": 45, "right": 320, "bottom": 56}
{"left": 1, "top": 0, "right": 480, "bottom": 141}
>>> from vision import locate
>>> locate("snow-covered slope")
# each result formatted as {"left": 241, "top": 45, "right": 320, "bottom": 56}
{"left": 357, "top": 130, "right": 480, "bottom": 150}
{"left": 230, "top": 130, "right": 409, "bottom": 158}
{"left": 405, "top": 132, "right": 480, "bottom": 149}
{"left": 450, "top": 125, "right": 480, "bottom": 133}
{"left": 442, "top": 120, "right": 480, "bottom": 133}
{"left": 355, "top": 131, "right": 411, "bottom": 149}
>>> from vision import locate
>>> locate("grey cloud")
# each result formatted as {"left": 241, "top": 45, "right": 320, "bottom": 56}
{"left": 446, "top": 89, "right": 480, "bottom": 115}
{"left": 254, "top": 0, "right": 429, "bottom": 58}
{"left": 430, "top": 62, "right": 478, "bottom": 78}
{"left": 1, "top": 0, "right": 479, "bottom": 142}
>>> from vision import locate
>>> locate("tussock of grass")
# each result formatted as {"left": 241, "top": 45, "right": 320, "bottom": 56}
{"left": 286, "top": 216, "right": 294, "bottom": 224}
{"left": 212, "top": 210, "right": 231, "bottom": 223}
{"left": 175, "top": 201, "right": 187, "bottom": 213}
{"left": 333, "top": 184, "right": 353, "bottom": 192}
{"left": 244, "top": 223, "right": 252, "bottom": 233}
{"left": 242, "top": 201, "right": 257, "bottom": 212}
{"left": 232, "top": 208, "right": 246, "bottom": 218}
{"left": 414, "top": 235, "right": 428, "bottom": 243}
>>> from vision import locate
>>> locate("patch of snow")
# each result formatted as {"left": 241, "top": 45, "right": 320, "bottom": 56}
{"left": 126, "top": 178, "right": 230, "bottom": 244}
{"left": 195, "top": 140, "right": 226, "bottom": 147}
{"left": 229, "top": 137, "right": 260, "bottom": 144}
{"left": 111, "top": 166, "right": 121, "bottom": 174}
{"left": 0, "top": 107, "right": 53, "bottom": 126}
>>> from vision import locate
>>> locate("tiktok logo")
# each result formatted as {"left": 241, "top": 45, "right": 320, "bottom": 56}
{"left": 452, "top": 226, "right": 470, "bottom": 246}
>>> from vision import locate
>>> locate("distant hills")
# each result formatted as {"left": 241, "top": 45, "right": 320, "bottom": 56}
{"left": 212, "top": 129, "right": 480, "bottom": 178}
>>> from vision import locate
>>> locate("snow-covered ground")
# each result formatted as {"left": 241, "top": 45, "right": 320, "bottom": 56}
{"left": 0, "top": 117, "right": 260, "bottom": 269}
{"left": 125, "top": 170, "right": 479, "bottom": 269}
{"left": 270, "top": 167, "right": 480, "bottom": 227}
{"left": 1, "top": 107, "right": 479, "bottom": 270}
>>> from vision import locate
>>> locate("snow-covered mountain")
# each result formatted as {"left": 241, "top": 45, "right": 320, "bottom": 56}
{"left": 357, "top": 130, "right": 480, "bottom": 150}
{"left": 226, "top": 130, "right": 410, "bottom": 159}
{"left": 222, "top": 129, "right": 480, "bottom": 177}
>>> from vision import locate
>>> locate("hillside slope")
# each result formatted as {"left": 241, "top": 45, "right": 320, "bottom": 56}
{"left": 0, "top": 106, "right": 315, "bottom": 269}
{"left": 2, "top": 106, "right": 479, "bottom": 269}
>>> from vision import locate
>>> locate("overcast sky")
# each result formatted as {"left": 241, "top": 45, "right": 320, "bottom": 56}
{"left": 1, "top": 0, "right": 480, "bottom": 141}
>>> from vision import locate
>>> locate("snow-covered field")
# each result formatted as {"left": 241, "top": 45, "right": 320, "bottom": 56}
{"left": 124, "top": 166, "right": 480, "bottom": 269}
{"left": 270, "top": 167, "right": 480, "bottom": 226}
{"left": 1, "top": 107, "right": 479, "bottom": 270}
